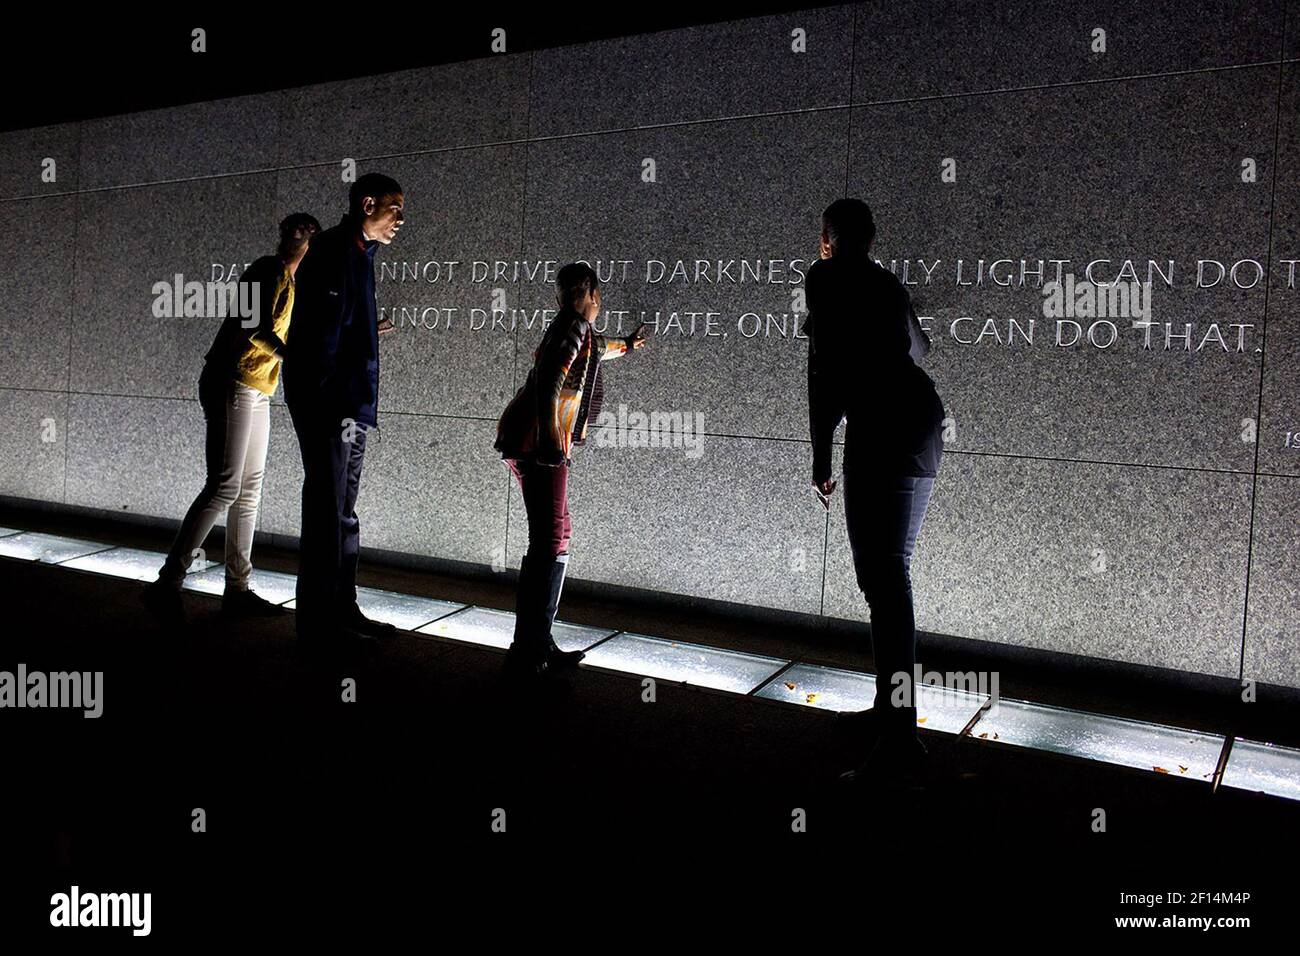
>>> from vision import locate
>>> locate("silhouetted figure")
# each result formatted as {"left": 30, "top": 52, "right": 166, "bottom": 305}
{"left": 282, "top": 173, "right": 404, "bottom": 645}
{"left": 805, "top": 198, "right": 945, "bottom": 783}
{"left": 142, "top": 213, "right": 320, "bottom": 625}
{"left": 495, "top": 263, "right": 647, "bottom": 676}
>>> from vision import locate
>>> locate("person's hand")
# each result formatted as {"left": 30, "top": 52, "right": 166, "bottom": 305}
{"left": 535, "top": 447, "right": 567, "bottom": 468}
{"left": 626, "top": 322, "right": 648, "bottom": 351}
{"left": 377, "top": 315, "right": 396, "bottom": 336}
{"left": 813, "top": 478, "right": 836, "bottom": 510}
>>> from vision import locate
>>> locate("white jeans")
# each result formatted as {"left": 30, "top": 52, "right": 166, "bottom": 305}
{"left": 160, "top": 374, "right": 271, "bottom": 590}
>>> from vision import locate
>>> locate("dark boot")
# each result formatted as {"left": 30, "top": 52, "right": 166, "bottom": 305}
{"left": 840, "top": 706, "right": 927, "bottom": 787}
{"left": 835, "top": 706, "right": 881, "bottom": 743}
{"left": 539, "top": 554, "right": 583, "bottom": 671}
{"left": 504, "top": 554, "right": 548, "bottom": 677}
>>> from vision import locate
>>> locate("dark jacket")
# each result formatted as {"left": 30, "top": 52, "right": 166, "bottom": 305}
{"left": 495, "top": 308, "right": 628, "bottom": 464}
{"left": 283, "top": 215, "right": 381, "bottom": 428}
{"left": 805, "top": 254, "right": 945, "bottom": 481}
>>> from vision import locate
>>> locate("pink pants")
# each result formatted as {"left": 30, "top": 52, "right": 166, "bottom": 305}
{"left": 506, "top": 458, "right": 572, "bottom": 556}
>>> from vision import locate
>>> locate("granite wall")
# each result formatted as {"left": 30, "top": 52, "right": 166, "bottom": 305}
{"left": 1, "top": 1, "right": 1297, "bottom": 686}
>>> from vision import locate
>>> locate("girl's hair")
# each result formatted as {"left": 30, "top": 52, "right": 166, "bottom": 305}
{"left": 556, "top": 262, "right": 599, "bottom": 307}
{"left": 277, "top": 213, "right": 321, "bottom": 256}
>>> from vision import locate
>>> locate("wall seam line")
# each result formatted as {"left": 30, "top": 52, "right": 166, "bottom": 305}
{"left": 502, "top": 49, "right": 537, "bottom": 569}
{"left": 62, "top": 121, "right": 83, "bottom": 506}
{"left": 1237, "top": 8, "right": 1290, "bottom": 684}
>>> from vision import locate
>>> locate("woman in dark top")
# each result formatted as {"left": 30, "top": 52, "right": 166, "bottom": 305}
{"left": 805, "top": 198, "right": 946, "bottom": 783}
{"left": 495, "top": 262, "right": 647, "bottom": 677}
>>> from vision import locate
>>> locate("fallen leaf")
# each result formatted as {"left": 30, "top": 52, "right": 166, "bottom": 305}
{"left": 784, "top": 682, "right": 796, "bottom": 691}
{"left": 917, "top": 717, "right": 928, "bottom": 724}
{"left": 1178, "top": 765, "right": 1188, "bottom": 774}
{"left": 1153, "top": 766, "right": 1169, "bottom": 774}
{"left": 806, "top": 693, "right": 818, "bottom": 704}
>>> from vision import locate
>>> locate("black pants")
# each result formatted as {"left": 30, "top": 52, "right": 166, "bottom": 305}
{"left": 289, "top": 406, "right": 368, "bottom": 631}
{"left": 843, "top": 467, "right": 938, "bottom": 732}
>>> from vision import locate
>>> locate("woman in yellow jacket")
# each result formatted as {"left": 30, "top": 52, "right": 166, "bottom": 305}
{"left": 143, "top": 213, "right": 320, "bottom": 622}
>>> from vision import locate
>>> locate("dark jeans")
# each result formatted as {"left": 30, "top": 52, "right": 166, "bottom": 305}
{"left": 506, "top": 458, "right": 572, "bottom": 557}
{"left": 290, "top": 407, "right": 368, "bottom": 630}
{"left": 843, "top": 467, "right": 938, "bottom": 731}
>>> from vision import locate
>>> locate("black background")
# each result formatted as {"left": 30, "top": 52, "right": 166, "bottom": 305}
{"left": 1, "top": 3, "right": 839, "bottom": 131}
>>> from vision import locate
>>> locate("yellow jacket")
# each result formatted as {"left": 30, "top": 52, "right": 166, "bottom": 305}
{"left": 204, "top": 255, "right": 296, "bottom": 395}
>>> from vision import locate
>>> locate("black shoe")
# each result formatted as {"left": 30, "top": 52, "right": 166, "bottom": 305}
{"left": 503, "top": 643, "right": 548, "bottom": 678}
{"left": 840, "top": 734, "right": 929, "bottom": 787}
{"left": 342, "top": 604, "right": 397, "bottom": 639}
{"left": 222, "top": 588, "right": 287, "bottom": 619}
{"left": 542, "top": 642, "right": 585, "bottom": 671}
{"left": 296, "top": 620, "right": 372, "bottom": 651}
{"left": 141, "top": 580, "right": 186, "bottom": 626}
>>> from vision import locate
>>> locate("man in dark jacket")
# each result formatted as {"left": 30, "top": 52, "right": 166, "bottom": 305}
{"left": 283, "top": 173, "right": 404, "bottom": 643}
{"left": 805, "top": 198, "right": 945, "bottom": 783}
{"left": 495, "top": 263, "right": 647, "bottom": 676}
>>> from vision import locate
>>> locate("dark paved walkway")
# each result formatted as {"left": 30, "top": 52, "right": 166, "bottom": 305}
{"left": 2, "top": 549, "right": 1295, "bottom": 939}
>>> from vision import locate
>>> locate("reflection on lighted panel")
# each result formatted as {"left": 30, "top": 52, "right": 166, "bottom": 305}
{"left": 970, "top": 698, "right": 1224, "bottom": 781}
{"left": 754, "top": 662, "right": 987, "bottom": 734}
{"left": 416, "top": 605, "right": 615, "bottom": 652}
{"left": 287, "top": 587, "right": 464, "bottom": 631}
{"left": 182, "top": 567, "right": 298, "bottom": 605}
{"left": 579, "top": 632, "right": 787, "bottom": 693}
{"left": 1221, "top": 738, "right": 1300, "bottom": 803}
{"left": 0, "top": 532, "right": 113, "bottom": 564}
{"left": 61, "top": 547, "right": 215, "bottom": 583}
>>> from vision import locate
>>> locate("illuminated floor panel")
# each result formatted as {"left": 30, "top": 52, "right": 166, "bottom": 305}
{"left": 754, "top": 663, "right": 987, "bottom": 734}
{"left": 182, "top": 567, "right": 298, "bottom": 605}
{"left": 60, "top": 547, "right": 215, "bottom": 582}
{"left": 970, "top": 699, "right": 1223, "bottom": 781}
{"left": 757, "top": 662, "right": 873, "bottom": 710}
{"left": 1221, "top": 738, "right": 1300, "bottom": 802}
{"left": 915, "top": 684, "right": 991, "bottom": 734}
{"left": 580, "top": 633, "right": 788, "bottom": 693}
{"left": 0, "top": 527, "right": 19, "bottom": 537}
{"left": 0, "top": 532, "right": 113, "bottom": 564}
{"left": 416, "top": 605, "right": 616, "bottom": 652}
{"left": 286, "top": 587, "right": 464, "bottom": 631}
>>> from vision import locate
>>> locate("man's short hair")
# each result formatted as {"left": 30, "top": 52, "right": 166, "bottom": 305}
{"left": 822, "top": 198, "right": 876, "bottom": 254}
{"left": 556, "top": 262, "right": 599, "bottom": 307}
{"left": 349, "top": 173, "right": 403, "bottom": 215}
